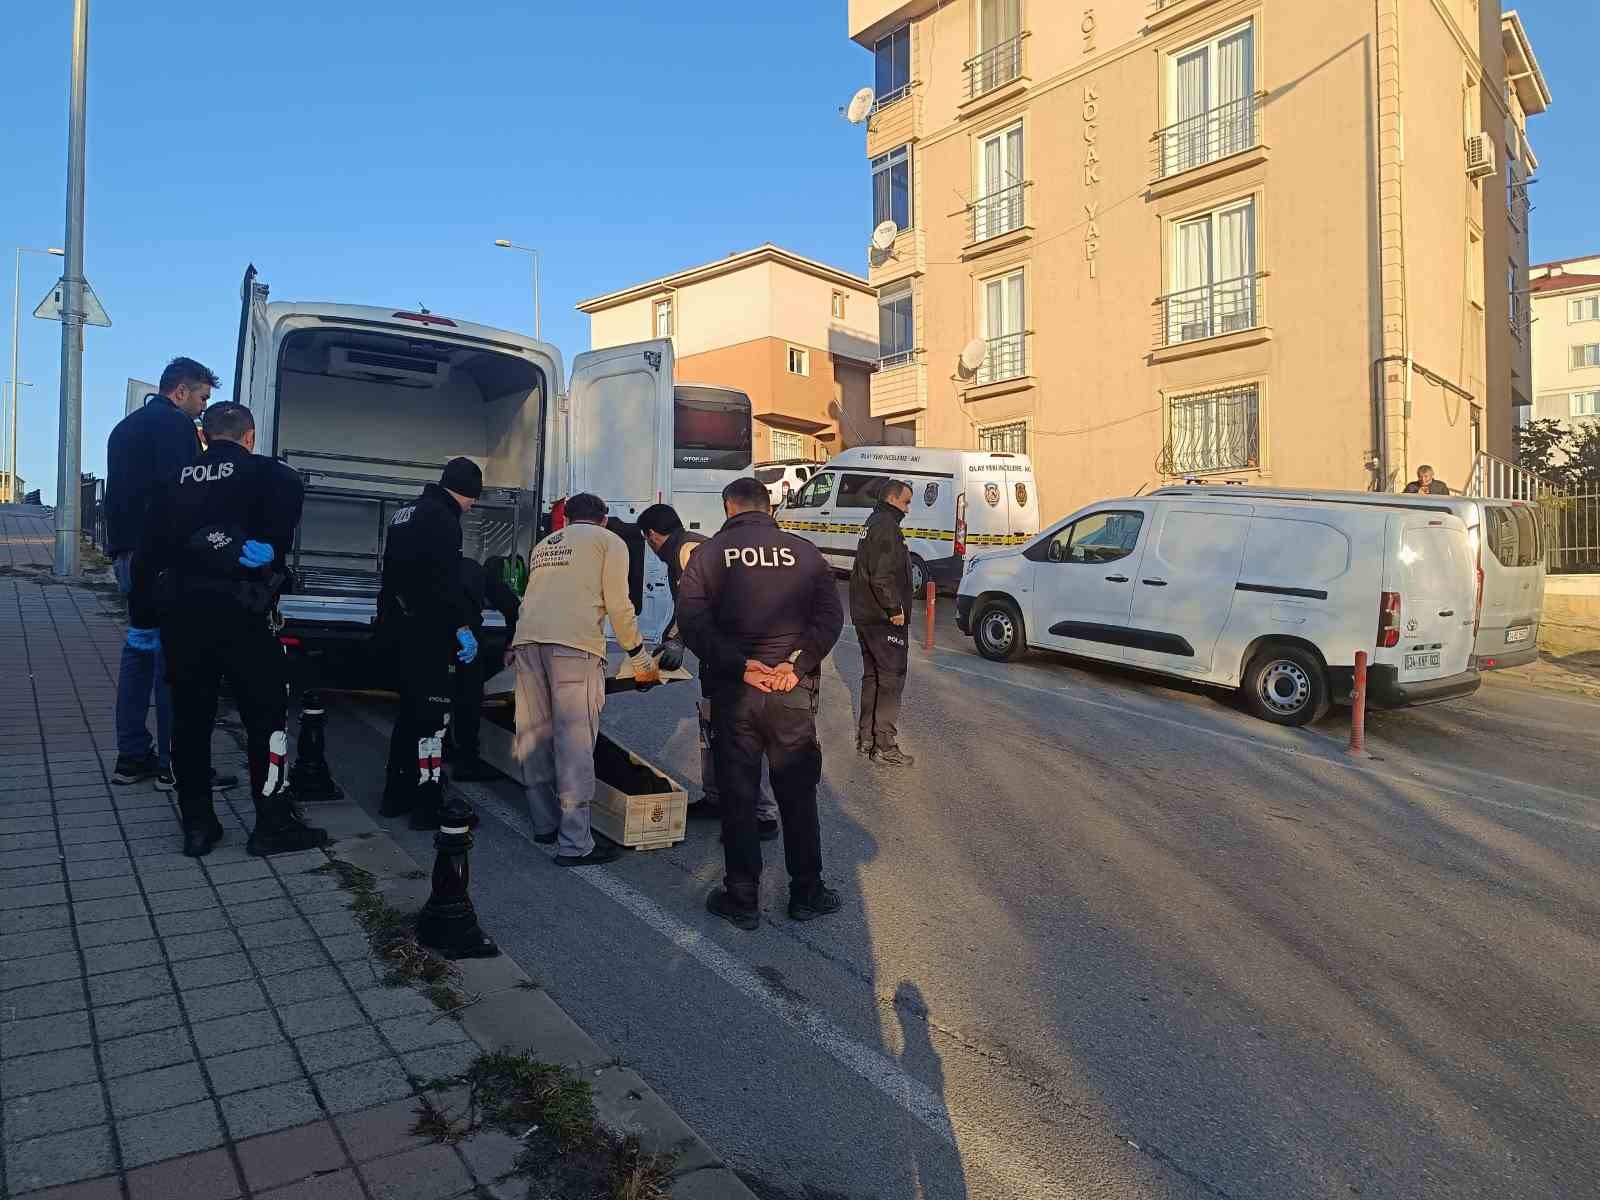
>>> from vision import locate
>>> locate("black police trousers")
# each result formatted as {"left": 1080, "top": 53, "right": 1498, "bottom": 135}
{"left": 711, "top": 680, "right": 823, "bottom": 895}
{"left": 856, "top": 623, "right": 909, "bottom": 751}
{"left": 448, "top": 640, "right": 485, "bottom": 761}
{"left": 162, "top": 603, "right": 289, "bottom": 832}
{"left": 382, "top": 621, "right": 453, "bottom": 816}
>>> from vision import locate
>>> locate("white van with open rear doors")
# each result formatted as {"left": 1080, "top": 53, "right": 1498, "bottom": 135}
{"left": 957, "top": 487, "right": 1481, "bottom": 725}
{"left": 777, "top": 446, "right": 1038, "bottom": 593}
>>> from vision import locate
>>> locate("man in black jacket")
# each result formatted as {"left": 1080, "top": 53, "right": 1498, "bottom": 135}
{"left": 445, "top": 556, "right": 521, "bottom": 782}
{"left": 377, "top": 458, "right": 482, "bottom": 828}
{"left": 104, "top": 357, "right": 209, "bottom": 785}
{"left": 676, "top": 477, "right": 844, "bottom": 930}
{"left": 131, "top": 402, "right": 328, "bottom": 859}
{"left": 849, "top": 479, "right": 915, "bottom": 767}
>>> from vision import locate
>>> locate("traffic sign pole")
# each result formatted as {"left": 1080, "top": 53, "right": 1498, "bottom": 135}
{"left": 53, "top": 0, "right": 89, "bottom": 579}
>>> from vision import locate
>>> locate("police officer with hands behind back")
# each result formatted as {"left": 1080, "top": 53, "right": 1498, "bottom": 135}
{"left": 130, "top": 402, "right": 329, "bottom": 859}
{"left": 676, "top": 477, "right": 844, "bottom": 930}
{"left": 377, "top": 457, "right": 483, "bottom": 830}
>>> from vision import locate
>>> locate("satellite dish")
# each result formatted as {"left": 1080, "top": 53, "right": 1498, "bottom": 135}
{"left": 958, "top": 338, "right": 988, "bottom": 376}
{"left": 870, "top": 221, "right": 900, "bottom": 252}
{"left": 845, "top": 87, "right": 876, "bottom": 124}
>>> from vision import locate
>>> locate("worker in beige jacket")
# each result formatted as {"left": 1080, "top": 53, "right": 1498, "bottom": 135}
{"left": 509, "top": 492, "right": 659, "bottom": 865}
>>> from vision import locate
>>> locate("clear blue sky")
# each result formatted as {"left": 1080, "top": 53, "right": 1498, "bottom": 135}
{"left": 1, "top": 1, "right": 1594, "bottom": 499}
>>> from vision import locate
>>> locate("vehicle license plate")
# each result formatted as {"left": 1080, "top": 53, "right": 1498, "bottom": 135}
{"left": 1505, "top": 626, "right": 1531, "bottom": 643}
{"left": 1404, "top": 652, "right": 1441, "bottom": 672}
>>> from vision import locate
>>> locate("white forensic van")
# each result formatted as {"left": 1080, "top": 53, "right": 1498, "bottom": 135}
{"left": 957, "top": 487, "right": 1481, "bottom": 725}
{"left": 777, "top": 446, "right": 1039, "bottom": 592}
{"left": 233, "top": 266, "right": 689, "bottom": 655}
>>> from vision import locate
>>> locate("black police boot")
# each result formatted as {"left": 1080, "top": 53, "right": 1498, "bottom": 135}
{"left": 447, "top": 757, "right": 500, "bottom": 783}
{"left": 181, "top": 821, "right": 225, "bottom": 859}
{"left": 875, "top": 746, "right": 916, "bottom": 768}
{"left": 706, "top": 884, "right": 760, "bottom": 931}
{"left": 247, "top": 799, "right": 331, "bottom": 857}
{"left": 788, "top": 881, "right": 842, "bottom": 922}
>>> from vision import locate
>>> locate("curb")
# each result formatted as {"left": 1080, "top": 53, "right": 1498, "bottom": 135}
{"left": 317, "top": 799, "right": 756, "bottom": 1199}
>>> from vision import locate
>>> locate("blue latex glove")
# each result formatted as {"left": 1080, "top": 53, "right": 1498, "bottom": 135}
{"left": 126, "top": 627, "right": 160, "bottom": 653}
{"left": 456, "top": 627, "right": 478, "bottom": 665}
{"left": 238, "top": 540, "right": 275, "bottom": 569}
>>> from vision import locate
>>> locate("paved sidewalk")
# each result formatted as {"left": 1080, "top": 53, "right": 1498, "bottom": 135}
{"left": 1, "top": 518, "right": 752, "bottom": 1199}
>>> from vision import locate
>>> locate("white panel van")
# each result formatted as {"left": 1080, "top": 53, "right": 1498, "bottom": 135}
{"left": 957, "top": 489, "right": 1481, "bottom": 725}
{"left": 777, "top": 446, "right": 1038, "bottom": 593}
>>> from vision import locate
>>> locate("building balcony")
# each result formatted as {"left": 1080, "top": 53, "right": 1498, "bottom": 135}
{"left": 961, "top": 34, "right": 1028, "bottom": 113}
{"left": 1153, "top": 275, "right": 1266, "bottom": 352}
{"left": 865, "top": 84, "right": 923, "bottom": 159}
{"left": 966, "top": 183, "right": 1028, "bottom": 246}
{"left": 1159, "top": 384, "right": 1261, "bottom": 477}
{"left": 868, "top": 225, "right": 925, "bottom": 289}
{"left": 975, "top": 332, "right": 1028, "bottom": 387}
{"left": 870, "top": 351, "right": 927, "bottom": 419}
{"left": 1152, "top": 94, "right": 1262, "bottom": 184}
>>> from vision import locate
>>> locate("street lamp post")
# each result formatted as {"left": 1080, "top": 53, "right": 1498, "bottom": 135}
{"left": 54, "top": 0, "right": 91, "bottom": 578}
{"left": 9, "top": 247, "right": 63, "bottom": 504}
{"left": 492, "top": 240, "right": 541, "bottom": 341}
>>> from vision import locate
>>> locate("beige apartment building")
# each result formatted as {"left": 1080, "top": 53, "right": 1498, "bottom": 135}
{"left": 577, "top": 244, "right": 900, "bottom": 463}
{"left": 847, "top": 0, "right": 1549, "bottom": 519}
{"left": 1528, "top": 254, "right": 1600, "bottom": 437}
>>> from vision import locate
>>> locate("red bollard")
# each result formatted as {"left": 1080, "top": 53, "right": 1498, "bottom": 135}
{"left": 1347, "top": 650, "right": 1368, "bottom": 756}
{"left": 923, "top": 581, "right": 936, "bottom": 651}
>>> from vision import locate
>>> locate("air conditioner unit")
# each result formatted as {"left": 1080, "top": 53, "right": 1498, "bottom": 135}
{"left": 327, "top": 346, "right": 450, "bottom": 389}
{"left": 1465, "top": 132, "right": 1497, "bottom": 180}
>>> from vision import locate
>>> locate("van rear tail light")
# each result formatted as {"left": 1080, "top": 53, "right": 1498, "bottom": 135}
{"left": 549, "top": 497, "right": 566, "bottom": 531}
{"left": 1377, "top": 591, "right": 1401, "bottom": 648}
{"left": 278, "top": 636, "right": 301, "bottom": 648}
{"left": 955, "top": 493, "right": 967, "bottom": 557}
{"left": 391, "top": 311, "right": 457, "bottom": 327}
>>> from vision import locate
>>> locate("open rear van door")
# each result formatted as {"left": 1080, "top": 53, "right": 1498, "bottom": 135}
{"left": 232, "top": 264, "right": 274, "bottom": 417}
{"left": 1389, "top": 516, "right": 1477, "bottom": 684}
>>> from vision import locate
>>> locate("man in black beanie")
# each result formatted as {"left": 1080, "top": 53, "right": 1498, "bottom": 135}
{"left": 376, "top": 456, "right": 484, "bottom": 828}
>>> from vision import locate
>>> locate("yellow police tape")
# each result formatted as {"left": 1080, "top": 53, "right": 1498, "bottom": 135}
{"left": 775, "top": 520, "right": 1029, "bottom": 547}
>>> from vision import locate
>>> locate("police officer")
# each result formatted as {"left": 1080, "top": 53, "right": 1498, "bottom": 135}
{"left": 376, "top": 457, "right": 483, "bottom": 829}
{"left": 444, "top": 556, "right": 521, "bottom": 782}
{"left": 676, "top": 477, "right": 844, "bottom": 930}
{"left": 130, "top": 402, "right": 328, "bottom": 859}
{"left": 849, "top": 478, "right": 915, "bottom": 766}
{"left": 637, "top": 503, "right": 779, "bottom": 840}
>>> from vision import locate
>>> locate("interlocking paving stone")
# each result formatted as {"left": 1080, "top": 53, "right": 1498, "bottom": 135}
{"left": 236, "top": 1119, "right": 348, "bottom": 1192}
{"left": 0, "top": 863, "right": 64, "bottom": 887}
{"left": 192, "top": 1010, "right": 284, "bottom": 1057}
{"left": 0, "top": 925, "right": 76, "bottom": 960}
{"left": 108, "top": 1061, "right": 210, "bottom": 1119}
{"left": 257, "top": 1166, "right": 366, "bottom": 1198}
{"left": 71, "top": 895, "right": 148, "bottom": 924}
{"left": 219, "top": 1078, "right": 324, "bottom": 1139}
{"left": 306, "top": 910, "right": 363, "bottom": 938}
{"left": 162, "top": 928, "right": 244, "bottom": 962}
{"left": 171, "top": 952, "right": 253, "bottom": 990}
{"left": 376, "top": 1013, "right": 470, "bottom": 1054}
{"left": 0, "top": 845, "right": 65, "bottom": 868}
{"left": 100, "top": 1026, "right": 194, "bottom": 1079}
{"left": 62, "top": 839, "right": 133, "bottom": 863}
{"left": 0, "top": 1046, "right": 99, "bottom": 1098}
{"left": 262, "top": 966, "right": 347, "bottom": 1007}
{"left": 290, "top": 889, "right": 353, "bottom": 916}
{"left": 3, "top": 976, "right": 88, "bottom": 1020}
{"left": 334, "top": 1096, "right": 434, "bottom": 1162}
{"left": 67, "top": 875, "right": 139, "bottom": 901}
{"left": 92, "top": 993, "right": 186, "bottom": 1040}
{"left": 2, "top": 1121, "right": 117, "bottom": 1191}
{"left": 81, "top": 938, "right": 163, "bottom": 976}
{"left": 204, "top": 1043, "right": 306, "bottom": 1097}
{"left": 281, "top": 873, "right": 341, "bottom": 897}
{"left": 125, "top": 1146, "right": 242, "bottom": 1200}
{"left": 152, "top": 906, "right": 230, "bottom": 937}
{"left": 248, "top": 941, "right": 326, "bottom": 977}
{"left": 87, "top": 965, "right": 171, "bottom": 1008}
{"left": 145, "top": 886, "right": 214, "bottom": 914}
{"left": 0, "top": 828, "right": 59, "bottom": 850}
{"left": 4, "top": 1172, "right": 123, "bottom": 1199}
{"left": 179, "top": 977, "right": 269, "bottom": 1023}
{"left": 115, "top": 1096, "right": 225, "bottom": 1168}
{"left": 205, "top": 860, "right": 273, "bottom": 885}
{"left": 400, "top": 1042, "right": 481, "bottom": 1083}
{"left": 357, "top": 1141, "right": 474, "bottom": 1200}
{"left": 354, "top": 986, "right": 435, "bottom": 1022}
{"left": 319, "top": 934, "right": 370, "bottom": 963}
{"left": 458, "top": 1129, "right": 523, "bottom": 1185}
{"left": 294, "top": 1025, "right": 389, "bottom": 1072}
{"left": 0, "top": 1010, "right": 93, "bottom": 1059}
{"left": 313, "top": 1056, "right": 414, "bottom": 1114}
{"left": 226, "top": 897, "right": 300, "bottom": 926}
{"left": 75, "top": 914, "right": 155, "bottom": 948}
{"left": 2, "top": 1079, "right": 107, "bottom": 1142}
{"left": 278, "top": 994, "right": 366, "bottom": 1039}
{"left": 138, "top": 866, "right": 208, "bottom": 894}
{"left": 218, "top": 878, "right": 287, "bottom": 905}
{"left": 0, "top": 881, "right": 69, "bottom": 908}
{"left": 64, "top": 858, "right": 134, "bottom": 883}
{"left": 337, "top": 960, "right": 382, "bottom": 992}
{"left": 238, "top": 917, "right": 313, "bottom": 949}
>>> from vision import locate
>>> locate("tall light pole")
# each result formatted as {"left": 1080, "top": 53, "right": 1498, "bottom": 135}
{"left": 9, "top": 247, "right": 63, "bottom": 503}
{"left": 492, "top": 240, "right": 541, "bottom": 341}
{"left": 54, "top": 0, "right": 89, "bottom": 578}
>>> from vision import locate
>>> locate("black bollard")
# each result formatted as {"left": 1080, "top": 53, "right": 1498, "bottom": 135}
{"left": 415, "top": 791, "right": 499, "bottom": 959}
{"left": 287, "top": 689, "right": 344, "bottom": 802}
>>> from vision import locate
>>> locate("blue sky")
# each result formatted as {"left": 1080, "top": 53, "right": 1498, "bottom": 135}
{"left": 1, "top": 1, "right": 1594, "bottom": 498}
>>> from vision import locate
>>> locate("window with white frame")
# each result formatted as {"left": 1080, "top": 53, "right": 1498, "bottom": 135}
{"left": 874, "top": 25, "right": 910, "bottom": 108}
{"left": 978, "top": 420, "right": 1027, "bottom": 455}
{"left": 974, "top": 122, "right": 1025, "bottom": 241}
{"left": 787, "top": 345, "right": 810, "bottom": 376}
{"left": 872, "top": 144, "right": 912, "bottom": 233}
{"left": 1573, "top": 344, "right": 1600, "bottom": 369}
{"left": 1570, "top": 295, "right": 1600, "bottom": 323}
{"left": 770, "top": 428, "right": 805, "bottom": 459}
{"left": 1571, "top": 391, "right": 1600, "bottom": 417}
{"left": 1162, "top": 21, "right": 1255, "bottom": 177}
{"left": 831, "top": 291, "right": 847, "bottom": 320}
{"left": 879, "top": 287, "right": 915, "bottom": 366}
{"left": 1165, "top": 383, "right": 1261, "bottom": 475}
{"left": 970, "top": 0, "right": 1022, "bottom": 96}
{"left": 979, "top": 270, "right": 1026, "bottom": 384}
{"left": 1166, "top": 198, "right": 1257, "bottom": 345}
{"left": 653, "top": 298, "right": 673, "bottom": 338}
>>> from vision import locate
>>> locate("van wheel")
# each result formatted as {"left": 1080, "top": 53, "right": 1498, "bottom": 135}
{"left": 1243, "top": 644, "right": 1330, "bottom": 726}
{"left": 974, "top": 598, "right": 1026, "bottom": 662}
{"left": 909, "top": 555, "right": 928, "bottom": 596}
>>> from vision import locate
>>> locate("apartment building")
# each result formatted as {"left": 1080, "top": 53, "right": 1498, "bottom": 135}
{"left": 1529, "top": 254, "right": 1600, "bottom": 437}
{"left": 847, "top": 0, "right": 1549, "bottom": 518}
{"left": 577, "top": 244, "right": 898, "bottom": 463}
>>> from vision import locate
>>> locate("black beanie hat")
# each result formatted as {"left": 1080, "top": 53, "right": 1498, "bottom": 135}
{"left": 440, "top": 457, "right": 483, "bottom": 499}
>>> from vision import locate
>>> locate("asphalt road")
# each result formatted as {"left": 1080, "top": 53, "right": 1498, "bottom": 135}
{"left": 313, "top": 585, "right": 1600, "bottom": 1200}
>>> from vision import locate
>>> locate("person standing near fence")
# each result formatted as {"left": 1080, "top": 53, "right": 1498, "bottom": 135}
{"left": 849, "top": 479, "right": 915, "bottom": 766}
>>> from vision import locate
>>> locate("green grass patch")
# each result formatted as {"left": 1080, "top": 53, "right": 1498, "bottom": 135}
{"left": 311, "top": 859, "right": 460, "bottom": 991}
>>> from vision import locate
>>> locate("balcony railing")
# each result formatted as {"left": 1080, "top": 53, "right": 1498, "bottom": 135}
{"left": 878, "top": 347, "right": 918, "bottom": 370}
{"left": 871, "top": 84, "right": 911, "bottom": 116}
{"left": 976, "top": 332, "right": 1027, "bottom": 385}
{"left": 969, "top": 183, "right": 1026, "bottom": 243}
{"left": 1161, "top": 384, "right": 1261, "bottom": 476}
{"left": 1153, "top": 94, "right": 1261, "bottom": 179}
{"left": 1155, "top": 274, "right": 1264, "bottom": 348}
{"left": 964, "top": 34, "right": 1023, "bottom": 101}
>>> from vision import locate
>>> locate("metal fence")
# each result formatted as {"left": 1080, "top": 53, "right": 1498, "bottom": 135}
{"left": 1160, "top": 384, "right": 1260, "bottom": 475}
{"left": 976, "top": 332, "right": 1027, "bottom": 385}
{"left": 964, "top": 35, "right": 1023, "bottom": 101}
{"left": 1156, "top": 274, "right": 1263, "bottom": 348}
{"left": 1153, "top": 94, "right": 1261, "bottom": 179}
{"left": 1467, "top": 452, "right": 1600, "bottom": 574}
{"left": 969, "top": 182, "right": 1026, "bottom": 243}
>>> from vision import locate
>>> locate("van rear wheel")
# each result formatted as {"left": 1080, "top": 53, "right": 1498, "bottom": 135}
{"left": 974, "top": 598, "right": 1026, "bottom": 662}
{"left": 1243, "top": 644, "right": 1329, "bottom": 726}
{"left": 909, "top": 555, "right": 928, "bottom": 596}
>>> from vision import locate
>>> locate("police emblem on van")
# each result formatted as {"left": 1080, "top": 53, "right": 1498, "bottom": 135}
{"left": 923, "top": 482, "right": 938, "bottom": 506}
{"left": 984, "top": 483, "right": 1000, "bottom": 507}
{"left": 1015, "top": 483, "right": 1028, "bottom": 507}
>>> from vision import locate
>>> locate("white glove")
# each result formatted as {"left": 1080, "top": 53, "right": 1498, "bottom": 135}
{"left": 629, "top": 648, "right": 661, "bottom": 687}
